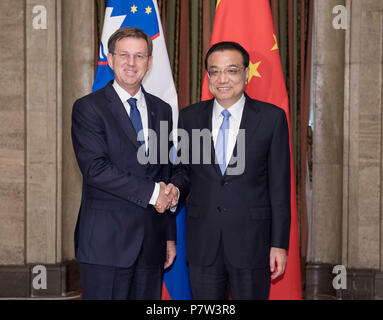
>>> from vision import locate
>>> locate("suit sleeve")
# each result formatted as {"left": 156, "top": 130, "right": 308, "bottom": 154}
{"left": 170, "top": 111, "right": 191, "bottom": 204}
{"left": 71, "top": 98, "right": 155, "bottom": 208}
{"left": 268, "top": 109, "right": 291, "bottom": 250}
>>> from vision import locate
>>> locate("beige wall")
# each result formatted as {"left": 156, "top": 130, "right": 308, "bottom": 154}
{"left": 0, "top": 0, "right": 25, "bottom": 265}
{"left": 25, "top": 0, "right": 62, "bottom": 264}
{"left": 310, "top": 0, "right": 383, "bottom": 271}
{"left": 62, "top": 0, "right": 94, "bottom": 261}
{"left": 342, "top": 0, "right": 383, "bottom": 270}
{"left": 309, "top": 0, "right": 345, "bottom": 265}
{"left": 0, "top": 0, "right": 93, "bottom": 266}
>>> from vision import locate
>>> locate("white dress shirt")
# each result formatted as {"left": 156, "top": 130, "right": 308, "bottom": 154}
{"left": 172, "top": 95, "right": 245, "bottom": 212}
{"left": 112, "top": 81, "right": 159, "bottom": 205}
{"left": 212, "top": 94, "right": 245, "bottom": 167}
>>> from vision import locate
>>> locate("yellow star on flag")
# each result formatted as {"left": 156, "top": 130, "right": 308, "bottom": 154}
{"left": 145, "top": 6, "right": 152, "bottom": 15}
{"left": 131, "top": 5, "right": 138, "bottom": 14}
{"left": 216, "top": 0, "right": 222, "bottom": 8}
{"left": 248, "top": 60, "right": 262, "bottom": 82}
{"left": 271, "top": 34, "right": 278, "bottom": 51}
{"left": 131, "top": 5, "right": 138, "bottom": 13}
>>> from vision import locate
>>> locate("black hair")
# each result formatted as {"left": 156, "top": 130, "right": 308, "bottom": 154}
{"left": 205, "top": 41, "right": 250, "bottom": 69}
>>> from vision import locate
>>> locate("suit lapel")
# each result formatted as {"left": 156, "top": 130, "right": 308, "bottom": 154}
{"left": 143, "top": 90, "right": 158, "bottom": 155}
{"left": 104, "top": 82, "right": 141, "bottom": 150}
{"left": 241, "top": 94, "right": 263, "bottom": 150}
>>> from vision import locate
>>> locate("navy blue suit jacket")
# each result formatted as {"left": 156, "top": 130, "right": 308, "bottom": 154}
{"left": 171, "top": 94, "right": 290, "bottom": 268}
{"left": 71, "top": 81, "right": 176, "bottom": 268}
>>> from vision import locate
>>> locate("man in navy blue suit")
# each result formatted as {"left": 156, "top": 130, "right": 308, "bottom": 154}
{"left": 167, "top": 42, "right": 291, "bottom": 299}
{"left": 71, "top": 27, "right": 176, "bottom": 300}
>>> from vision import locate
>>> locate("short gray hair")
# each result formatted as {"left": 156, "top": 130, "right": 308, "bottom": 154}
{"left": 108, "top": 27, "right": 153, "bottom": 56}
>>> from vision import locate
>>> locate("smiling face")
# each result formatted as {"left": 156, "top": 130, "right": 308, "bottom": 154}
{"left": 107, "top": 37, "right": 153, "bottom": 96}
{"left": 207, "top": 49, "right": 249, "bottom": 109}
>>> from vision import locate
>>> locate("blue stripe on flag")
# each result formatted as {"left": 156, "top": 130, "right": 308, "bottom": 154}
{"left": 163, "top": 204, "right": 193, "bottom": 300}
{"left": 108, "top": 0, "right": 159, "bottom": 38}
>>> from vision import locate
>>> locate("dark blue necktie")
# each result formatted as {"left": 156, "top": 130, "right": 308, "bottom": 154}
{"left": 127, "top": 98, "right": 144, "bottom": 144}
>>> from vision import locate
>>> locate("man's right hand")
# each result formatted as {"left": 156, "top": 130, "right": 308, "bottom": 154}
{"left": 154, "top": 182, "right": 172, "bottom": 213}
{"left": 154, "top": 182, "right": 179, "bottom": 213}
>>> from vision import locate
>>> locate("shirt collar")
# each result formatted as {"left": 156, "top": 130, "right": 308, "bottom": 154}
{"left": 112, "top": 81, "right": 143, "bottom": 104}
{"left": 213, "top": 94, "right": 245, "bottom": 121}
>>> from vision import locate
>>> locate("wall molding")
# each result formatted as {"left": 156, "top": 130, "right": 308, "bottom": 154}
{"left": 306, "top": 263, "right": 383, "bottom": 300}
{"left": 0, "top": 260, "right": 79, "bottom": 298}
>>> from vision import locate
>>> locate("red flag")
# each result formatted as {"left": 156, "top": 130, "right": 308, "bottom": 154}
{"left": 202, "top": 0, "right": 302, "bottom": 300}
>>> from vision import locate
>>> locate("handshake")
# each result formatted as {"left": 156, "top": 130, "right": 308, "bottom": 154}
{"left": 154, "top": 182, "right": 179, "bottom": 213}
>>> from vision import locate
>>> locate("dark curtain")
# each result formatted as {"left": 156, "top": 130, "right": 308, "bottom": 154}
{"left": 270, "top": 0, "right": 313, "bottom": 290}
{"left": 94, "top": 0, "right": 313, "bottom": 293}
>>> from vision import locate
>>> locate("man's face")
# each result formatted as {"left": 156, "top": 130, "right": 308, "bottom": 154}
{"left": 207, "top": 49, "right": 249, "bottom": 109}
{"left": 107, "top": 37, "right": 153, "bottom": 95}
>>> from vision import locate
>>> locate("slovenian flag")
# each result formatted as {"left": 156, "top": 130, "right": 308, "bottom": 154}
{"left": 93, "top": 0, "right": 192, "bottom": 300}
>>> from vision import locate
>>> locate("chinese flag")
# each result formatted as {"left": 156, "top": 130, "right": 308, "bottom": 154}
{"left": 201, "top": 0, "right": 302, "bottom": 300}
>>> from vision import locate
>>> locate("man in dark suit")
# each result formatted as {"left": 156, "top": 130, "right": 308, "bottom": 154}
{"left": 166, "top": 42, "right": 291, "bottom": 299}
{"left": 71, "top": 27, "right": 176, "bottom": 300}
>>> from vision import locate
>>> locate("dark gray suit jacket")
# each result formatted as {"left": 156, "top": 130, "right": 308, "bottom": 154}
{"left": 171, "top": 94, "right": 290, "bottom": 268}
{"left": 72, "top": 81, "right": 176, "bottom": 268}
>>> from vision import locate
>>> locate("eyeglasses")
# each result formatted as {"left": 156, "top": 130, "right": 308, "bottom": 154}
{"left": 112, "top": 52, "right": 149, "bottom": 61}
{"left": 207, "top": 66, "right": 245, "bottom": 79}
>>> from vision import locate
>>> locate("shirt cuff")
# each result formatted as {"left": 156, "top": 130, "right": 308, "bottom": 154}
{"left": 149, "top": 182, "right": 160, "bottom": 205}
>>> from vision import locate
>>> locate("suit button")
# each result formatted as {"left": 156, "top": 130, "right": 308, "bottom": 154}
{"left": 217, "top": 206, "right": 222, "bottom": 212}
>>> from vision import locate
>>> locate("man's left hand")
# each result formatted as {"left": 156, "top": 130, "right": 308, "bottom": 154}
{"left": 270, "top": 247, "right": 287, "bottom": 280}
{"left": 164, "top": 240, "right": 176, "bottom": 269}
